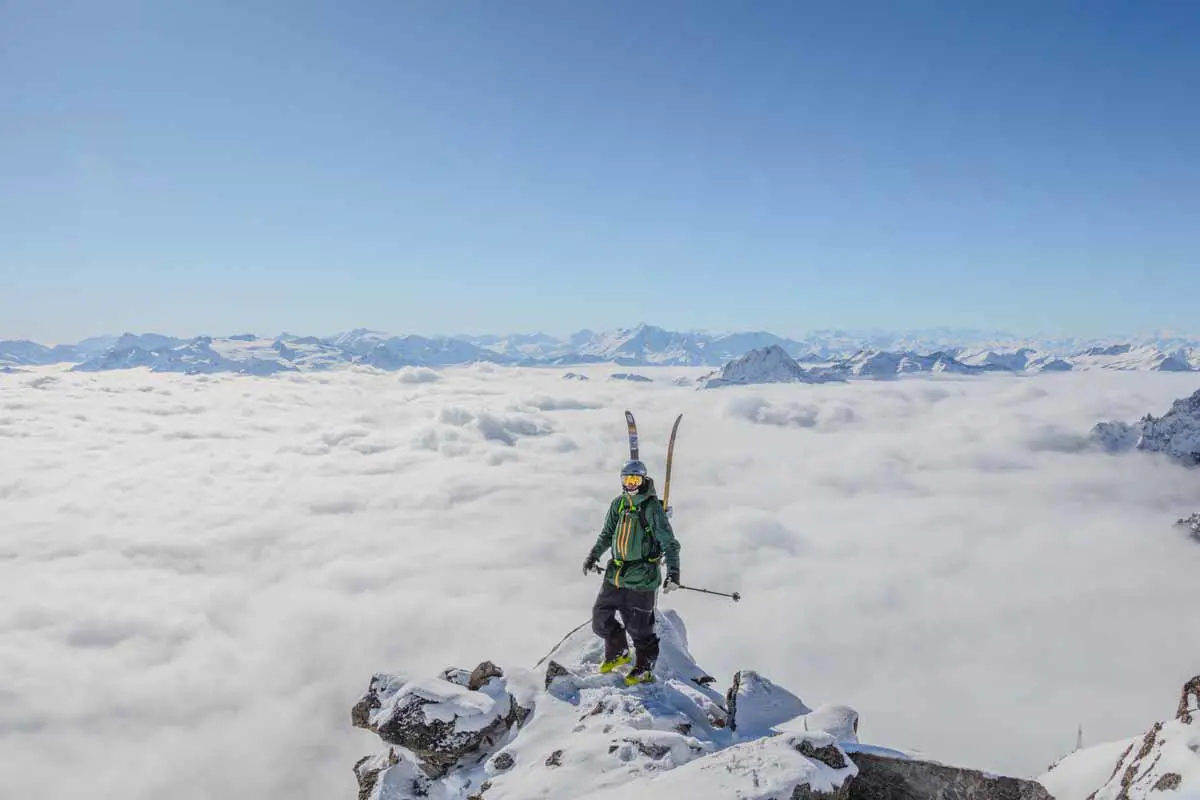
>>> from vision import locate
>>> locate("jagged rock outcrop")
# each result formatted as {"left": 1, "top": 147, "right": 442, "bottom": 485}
{"left": 1039, "top": 675, "right": 1200, "bottom": 800}
{"left": 352, "top": 611, "right": 1059, "bottom": 800}
{"left": 1090, "top": 388, "right": 1200, "bottom": 465}
{"left": 350, "top": 662, "right": 531, "bottom": 781}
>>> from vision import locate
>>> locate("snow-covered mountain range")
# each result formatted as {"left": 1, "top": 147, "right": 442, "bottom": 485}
{"left": 3, "top": 324, "right": 1199, "bottom": 375}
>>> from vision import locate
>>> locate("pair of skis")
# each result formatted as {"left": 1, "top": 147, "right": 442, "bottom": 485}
{"left": 624, "top": 409, "right": 683, "bottom": 513}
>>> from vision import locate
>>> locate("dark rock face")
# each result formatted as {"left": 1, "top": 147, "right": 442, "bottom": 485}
{"left": 544, "top": 660, "right": 572, "bottom": 690}
{"left": 353, "top": 749, "right": 400, "bottom": 800}
{"left": 796, "top": 737, "right": 848, "bottom": 770}
{"left": 1178, "top": 675, "right": 1200, "bottom": 723}
{"left": 793, "top": 781, "right": 853, "bottom": 800}
{"left": 469, "top": 661, "right": 504, "bottom": 691}
{"left": 1153, "top": 773, "right": 1182, "bottom": 792}
{"left": 847, "top": 752, "right": 1053, "bottom": 800}
{"left": 351, "top": 674, "right": 386, "bottom": 730}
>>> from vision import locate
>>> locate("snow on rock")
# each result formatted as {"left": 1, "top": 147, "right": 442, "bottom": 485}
{"left": 1090, "top": 388, "right": 1200, "bottom": 465}
{"left": 725, "top": 669, "right": 812, "bottom": 737}
{"left": 351, "top": 664, "right": 530, "bottom": 780}
{"left": 1176, "top": 513, "right": 1200, "bottom": 541}
{"left": 1039, "top": 676, "right": 1200, "bottom": 800}
{"left": 352, "top": 610, "right": 1049, "bottom": 800}
{"left": 776, "top": 705, "right": 861, "bottom": 743}
{"left": 1091, "top": 421, "right": 1142, "bottom": 454}
{"left": 609, "top": 372, "right": 652, "bottom": 383}
{"left": 702, "top": 345, "right": 842, "bottom": 388}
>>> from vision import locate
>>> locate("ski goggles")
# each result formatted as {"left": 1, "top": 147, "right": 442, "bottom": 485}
{"left": 622, "top": 474, "right": 644, "bottom": 490}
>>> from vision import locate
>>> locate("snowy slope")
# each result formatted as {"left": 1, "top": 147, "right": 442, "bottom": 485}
{"left": 1039, "top": 677, "right": 1200, "bottom": 800}
{"left": 576, "top": 325, "right": 710, "bottom": 366}
{"left": 357, "top": 335, "right": 509, "bottom": 368}
{"left": 955, "top": 348, "right": 1039, "bottom": 371}
{"left": 1067, "top": 344, "right": 1194, "bottom": 372}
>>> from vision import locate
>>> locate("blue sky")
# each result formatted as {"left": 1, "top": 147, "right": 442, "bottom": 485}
{"left": 3, "top": 0, "right": 1198, "bottom": 344}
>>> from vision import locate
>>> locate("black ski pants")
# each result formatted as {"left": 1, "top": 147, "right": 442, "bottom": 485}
{"left": 592, "top": 581, "right": 659, "bottom": 670}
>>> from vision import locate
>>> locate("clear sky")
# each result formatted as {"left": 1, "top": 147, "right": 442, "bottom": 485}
{"left": 3, "top": 0, "right": 1198, "bottom": 344}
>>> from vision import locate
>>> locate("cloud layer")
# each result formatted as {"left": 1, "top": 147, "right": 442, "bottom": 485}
{"left": 2, "top": 366, "right": 1199, "bottom": 798}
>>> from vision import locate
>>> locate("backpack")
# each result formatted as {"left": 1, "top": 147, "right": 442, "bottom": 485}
{"left": 611, "top": 495, "right": 664, "bottom": 565}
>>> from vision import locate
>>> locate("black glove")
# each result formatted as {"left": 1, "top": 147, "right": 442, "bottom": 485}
{"left": 663, "top": 569, "right": 680, "bottom": 593}
{"left": 583, "top": 554, "right": 598, "bottom": 576}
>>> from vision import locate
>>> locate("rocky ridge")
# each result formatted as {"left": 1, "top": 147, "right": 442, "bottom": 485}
{"left": 350, "top": 610, "right": 1057, "bottom": 800}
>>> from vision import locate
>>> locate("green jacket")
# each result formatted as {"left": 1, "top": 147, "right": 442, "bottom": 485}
{"left": 588, "top": 481, "right": 681, "bottom": 592}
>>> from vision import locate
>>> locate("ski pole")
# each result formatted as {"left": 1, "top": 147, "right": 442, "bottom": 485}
{"left": 676, "top": 584, "right": 741, "bottom": 602}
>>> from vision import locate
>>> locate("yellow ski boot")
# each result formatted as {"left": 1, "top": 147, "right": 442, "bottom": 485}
{"left": 624, "top": 669, "right": 656, "bottom": 686}
{"left": 599, "top": 653, "right": 631, "bottom": 674}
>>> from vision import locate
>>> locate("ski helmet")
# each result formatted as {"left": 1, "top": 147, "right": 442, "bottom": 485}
{"left": 620, "top": 460, "right": 648, "bottom": 478}
{"left": 620, "top": 460, "right": 647, "bottom": 492}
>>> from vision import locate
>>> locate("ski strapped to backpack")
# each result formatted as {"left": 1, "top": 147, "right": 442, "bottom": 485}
{"left": 662, "top": 413, "right": 682, "bottom": 514}
{"left": 625, "top": 409, "right": 639, "bottom": 461}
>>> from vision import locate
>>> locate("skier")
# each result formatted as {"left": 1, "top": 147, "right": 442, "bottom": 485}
{"left": 582, "top": 459, "right": 681, "bottom": 685}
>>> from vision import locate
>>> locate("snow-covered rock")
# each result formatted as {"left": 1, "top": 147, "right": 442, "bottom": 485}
{"left": 1175, "top": 514, "right": 1200, "bottom": 541}
{"left": 609, "top": 372, "right": 652, "bottom": 383}
{"left": 1039, "top": 676, "right": 1200, "bottom": 800}
{"left": 352, "top": 610, "right": 1050, "bottom": 800}
{"left": 725, "top": 669, "right": 811, "bottom": 737}
{"left": 1090, "top": 388, "right": 1200, "bottom": 465}
{"left": 702, "top": 345, "right": 842, "bottom": 389}
{"left": 351, "top": 664, "right": 529, "bottom": 780}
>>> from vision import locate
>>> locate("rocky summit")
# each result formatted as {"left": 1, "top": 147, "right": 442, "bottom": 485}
{"left": 350, "top": 610, "right": 1065, "bottom": 800}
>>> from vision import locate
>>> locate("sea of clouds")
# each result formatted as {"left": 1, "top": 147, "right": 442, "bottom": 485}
{"left": 2, "top": 365, "right": 1198, "bottom": 799}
